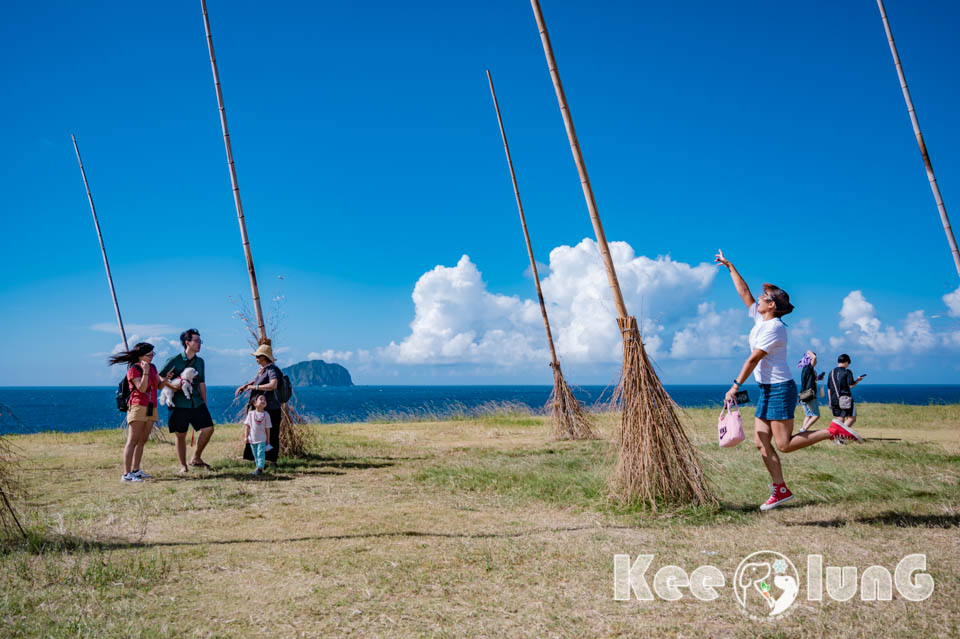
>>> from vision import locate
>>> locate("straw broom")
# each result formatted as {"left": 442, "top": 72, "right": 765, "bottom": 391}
{"left": 200, "top": 0, "right": 310, "bottom": 456}
{"left": 528, "top": 0, "right": 713, "bottom": 508}
{"left": 72, "top": 135, "right": 167, "bottom": 443}
{"left": 486, "top": 70, "right": 595, "bottom": 440}
{"left": 876, "top": 0, "right": 960, "bottom": 280}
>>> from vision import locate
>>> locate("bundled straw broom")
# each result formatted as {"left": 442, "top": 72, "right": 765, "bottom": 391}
{"left": 486, "top": 70, "right": 595, "bottom": 440}
{"left": 0, "top": 413, "right": 25, "bottom": 538}
{"left": 529, "top": 0, "right": 714, "bottom": 508}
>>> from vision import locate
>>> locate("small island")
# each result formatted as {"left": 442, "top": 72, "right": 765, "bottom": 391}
{"left": 282, "top": 359, "right": 354, "bottom": 387}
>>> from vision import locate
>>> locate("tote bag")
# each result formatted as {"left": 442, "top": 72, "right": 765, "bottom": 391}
{"left": 717, "top": 398, "right": 746, "bottom": 448}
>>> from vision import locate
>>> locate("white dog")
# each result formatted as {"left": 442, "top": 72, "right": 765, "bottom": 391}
{"left": 159, "top": 367, "right": 198, "bottom": 408}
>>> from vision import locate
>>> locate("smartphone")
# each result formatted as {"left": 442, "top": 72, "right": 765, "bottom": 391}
{"left": 858, "top": 373, "right": 867, "bottom": 379}
{"left": 734, "top": 390, "right": 750, "bottom": 404}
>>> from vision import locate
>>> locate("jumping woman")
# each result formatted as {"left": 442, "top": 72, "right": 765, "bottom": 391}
{"left": 715, "top": 250, "right": 862, "bottom": 511}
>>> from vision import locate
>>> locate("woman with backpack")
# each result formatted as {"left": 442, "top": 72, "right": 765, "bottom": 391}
{"left": 109, "top": 342, "right": 161, "bottom": 483}
{"left": 235, "top": 344, "right": 283, "bottom": 464}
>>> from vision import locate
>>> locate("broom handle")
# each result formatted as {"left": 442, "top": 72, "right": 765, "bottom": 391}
{"left": 529, "top": 0, "right": 629, "bottom": 320}
{"left": 486, "top": 70, "right": 562, "bottom": 368}
{"left": 72, "top": 134, "right": 129, "bottom": 352}
{"left": 877, "top": 0, "right": 960, "bottom": 280}
{"left": 200, "top": 0, "right": 270, "bottom": 344}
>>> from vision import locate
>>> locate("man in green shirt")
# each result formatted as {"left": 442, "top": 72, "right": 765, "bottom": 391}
{"left": 159, "top": 328, "right": 215, "bottom": 473}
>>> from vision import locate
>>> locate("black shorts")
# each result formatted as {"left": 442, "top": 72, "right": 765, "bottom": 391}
{"left": 830, "top": 404, "right": 857, "bottom": 419}
{"left": 168, "top": 405, "right": 215, "bottom": 433}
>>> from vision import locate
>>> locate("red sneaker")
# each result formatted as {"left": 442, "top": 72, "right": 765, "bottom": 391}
{"left": 760, "top": 483, "right": 794, "bottom": 511}
{"left": 828, "top": 420, "right": 864, "bottom": 443}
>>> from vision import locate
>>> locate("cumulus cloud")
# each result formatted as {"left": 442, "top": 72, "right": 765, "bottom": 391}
{"left": 378, "top": 239, "right": 726, "bottom": 367}
{"left": 833, "top": 290, "right": 939, "bottom": 354}
{"left": 944, "top": 286, "right": 960, "bottom": 318}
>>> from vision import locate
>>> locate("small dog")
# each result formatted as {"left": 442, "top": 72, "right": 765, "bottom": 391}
{"left": 159, "top": 367, "right": 198, "bottom": 408}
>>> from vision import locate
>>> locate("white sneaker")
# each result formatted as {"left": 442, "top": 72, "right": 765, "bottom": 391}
{"left": 121, "top": 473, "right": 143, "bottom": 483}
{"left": 132, "top": 470, "right": 152, "bottom": 479}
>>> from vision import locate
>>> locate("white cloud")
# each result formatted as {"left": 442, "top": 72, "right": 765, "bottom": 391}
{"left": 943, "top": 286, "right": 960, "bottom": 318}
{"left": 832, "top": 290, "right": 939, "bottom": 354}
{"left": 91, "top": 322, "right": 176, "bottom": 336}
{"left": 309, "top": 350, "right": 354, "bottom": 362}
{"left": 379, "top": 239, "right": 723, "bottom": 367}
{"left": 669, "top": 303, "right": 747, "bottom": 359}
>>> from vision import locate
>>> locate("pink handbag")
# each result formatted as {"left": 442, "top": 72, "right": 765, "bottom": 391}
{"left": 717, "top": 399, "right": 746, "bottom": 448}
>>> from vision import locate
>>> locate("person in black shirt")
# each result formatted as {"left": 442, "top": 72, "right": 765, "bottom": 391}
{"left": 827, "top": 353, "right": 866, "bottom": 433}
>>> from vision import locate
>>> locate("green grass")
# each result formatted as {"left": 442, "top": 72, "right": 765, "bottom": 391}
{"left": 0, "top": 404, "right": 958, "bottom": 637}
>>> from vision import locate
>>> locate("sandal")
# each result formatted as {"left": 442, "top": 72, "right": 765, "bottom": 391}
{"left": 189, "top": 460, "right": 212, "bottom": 470}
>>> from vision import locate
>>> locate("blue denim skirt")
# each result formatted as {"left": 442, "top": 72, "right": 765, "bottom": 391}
{"left": 755, "top": 380, "right": 798, "bottom": 421}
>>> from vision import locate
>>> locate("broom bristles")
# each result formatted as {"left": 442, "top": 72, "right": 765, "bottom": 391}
{"left": 548, "top": 363, "right": 597, "bottom": 440}
{"left": 612, "top": 317, "right": 716, "bottom": 510}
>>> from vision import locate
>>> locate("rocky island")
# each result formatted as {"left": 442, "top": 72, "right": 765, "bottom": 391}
{"left": 282, "top": 359, "right": 353, "bottom": 387}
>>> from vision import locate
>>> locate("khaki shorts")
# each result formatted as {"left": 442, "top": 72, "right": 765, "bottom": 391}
{"left": 127, "top": 404, "right": 159, "bottom": 424}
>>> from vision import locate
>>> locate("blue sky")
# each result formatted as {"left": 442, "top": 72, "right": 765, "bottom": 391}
{"left": 2, "top": 0, "right": 959, "bottom": 386}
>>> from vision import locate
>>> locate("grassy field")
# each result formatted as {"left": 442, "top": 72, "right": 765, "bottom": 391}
{"left": 1, "top": 403, "right": 958, "bottom": 638}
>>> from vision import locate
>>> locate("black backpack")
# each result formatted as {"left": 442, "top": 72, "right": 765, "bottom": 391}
{"left": 275, "top": 368, "right": 292, "bottom": 404}
{"left": 115, "top": 364, "right": 142, "bottom": 412}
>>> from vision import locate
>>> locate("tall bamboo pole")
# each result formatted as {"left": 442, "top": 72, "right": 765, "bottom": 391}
{"left": 876, "top": 0, "right": 960, "bottom": 280}
{"left": 200, "top": 0, "right": 269, "bottom": 344}
{"left": 529, "top": 0, "right": 628, "bottom": 320}
{"left": 72, "top": 134, "right": 129, "bottom": 351}
{"left": 527, "top": 0, "right": 713, "bottom": 507}
{"left": 486, "top": 70, "right": 562, "bottom": 368}
{"left": 486, "top": 70, "right": 595, "bottom": 440}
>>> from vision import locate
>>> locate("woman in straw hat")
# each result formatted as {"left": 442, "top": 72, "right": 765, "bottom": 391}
{"left": 235, "top": 344, "right": 282, "bottom": 464}
{"left": 715, "top": 250, "right": 863, "bottom": 512}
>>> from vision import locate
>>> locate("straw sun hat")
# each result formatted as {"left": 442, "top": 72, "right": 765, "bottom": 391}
{"left": 252, "top": 344, "right": 275, "bottom": 363}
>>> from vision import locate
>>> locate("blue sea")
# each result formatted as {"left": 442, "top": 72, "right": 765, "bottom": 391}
{"left": 1, "top": 385, "right": 958, "bottom": 435}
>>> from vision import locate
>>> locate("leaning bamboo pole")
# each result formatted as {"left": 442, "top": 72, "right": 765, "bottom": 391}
{"left": 200, "top": 0, "right": 269, "bottom": 345}
{"left": 72, "top": 134, "right": 129, "bottom": 351}
{"left": 529, "top": 0, "right": 713, "bottom": 508}
{"left": 72, "top": 135, "right": 167, "bottom": 443}
{"left": 876, "top": 0, "right": 960, "bottom": 281}
{"left": 486, "top": 70, "right": 595, "bottom": 440}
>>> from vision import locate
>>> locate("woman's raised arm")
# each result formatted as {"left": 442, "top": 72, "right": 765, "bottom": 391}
{"left": 715, "top": 249, "right": 755, "bottom": 309}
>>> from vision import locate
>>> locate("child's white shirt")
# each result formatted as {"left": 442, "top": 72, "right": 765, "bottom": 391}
{"left": 244, "top": 410, "right": 272, "bottom": 443}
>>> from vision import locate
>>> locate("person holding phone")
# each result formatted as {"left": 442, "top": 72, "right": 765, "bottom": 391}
{"left": 715, "top": 250, "right": 863, "bottom": 511}
{"left": 108, "top": 342, "right": 161, "bottom": 483}
{"left": 826, "top": 353, "right": 866, "bottom": 434}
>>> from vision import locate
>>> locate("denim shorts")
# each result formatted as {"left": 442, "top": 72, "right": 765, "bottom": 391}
{"left": 800, "top": 398, "right": 820, "bottom": 418}
{"left": 755, "top": 380, "right": 798, "bottom": 421}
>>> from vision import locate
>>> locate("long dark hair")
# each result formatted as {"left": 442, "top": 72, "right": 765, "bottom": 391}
{"left": 108, "top": 342, "right": 154, "bottom": 366}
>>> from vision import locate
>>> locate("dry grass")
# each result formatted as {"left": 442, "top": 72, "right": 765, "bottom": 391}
{"left": 0, "top": 403, "right": 958, "bottom": 638}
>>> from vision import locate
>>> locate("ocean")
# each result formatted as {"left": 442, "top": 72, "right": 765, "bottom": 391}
{"left": 1, "top": 384, "right": 958, "bottom": 435}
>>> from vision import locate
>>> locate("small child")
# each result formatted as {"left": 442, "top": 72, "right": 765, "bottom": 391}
{"left": 243, "top": 394, "right": 273, "bottom": 476}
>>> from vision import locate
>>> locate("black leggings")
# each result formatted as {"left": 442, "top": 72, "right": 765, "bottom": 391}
{"left": 243, "top": 408, "right": 281, "bottom": 463}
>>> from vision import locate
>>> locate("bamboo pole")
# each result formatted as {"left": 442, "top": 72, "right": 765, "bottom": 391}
{"left": 486, "top": 70, "right": 562, "bottom": 368}
{"left": 528, "top": 0, "right": 629, "bottom": 319}
{"left": 876, "top": 0, "right": 960, "bottom": 280}
{"left": 200, "top": 0, "right": 269, "bottom": 344}
{"left": 72, "top": 134, "right": 129, "bottom": 351}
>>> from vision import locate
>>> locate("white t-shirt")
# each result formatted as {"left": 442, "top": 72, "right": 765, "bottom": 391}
{"left": 243, "top": 410, "right": 273, "bottom": 444}
{"left": 748, "top": 302, "right": 792, "bottom": 384}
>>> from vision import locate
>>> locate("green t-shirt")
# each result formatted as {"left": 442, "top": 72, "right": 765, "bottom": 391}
{"left": 159, "top": 352, "right": 206, "bottom": 408}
